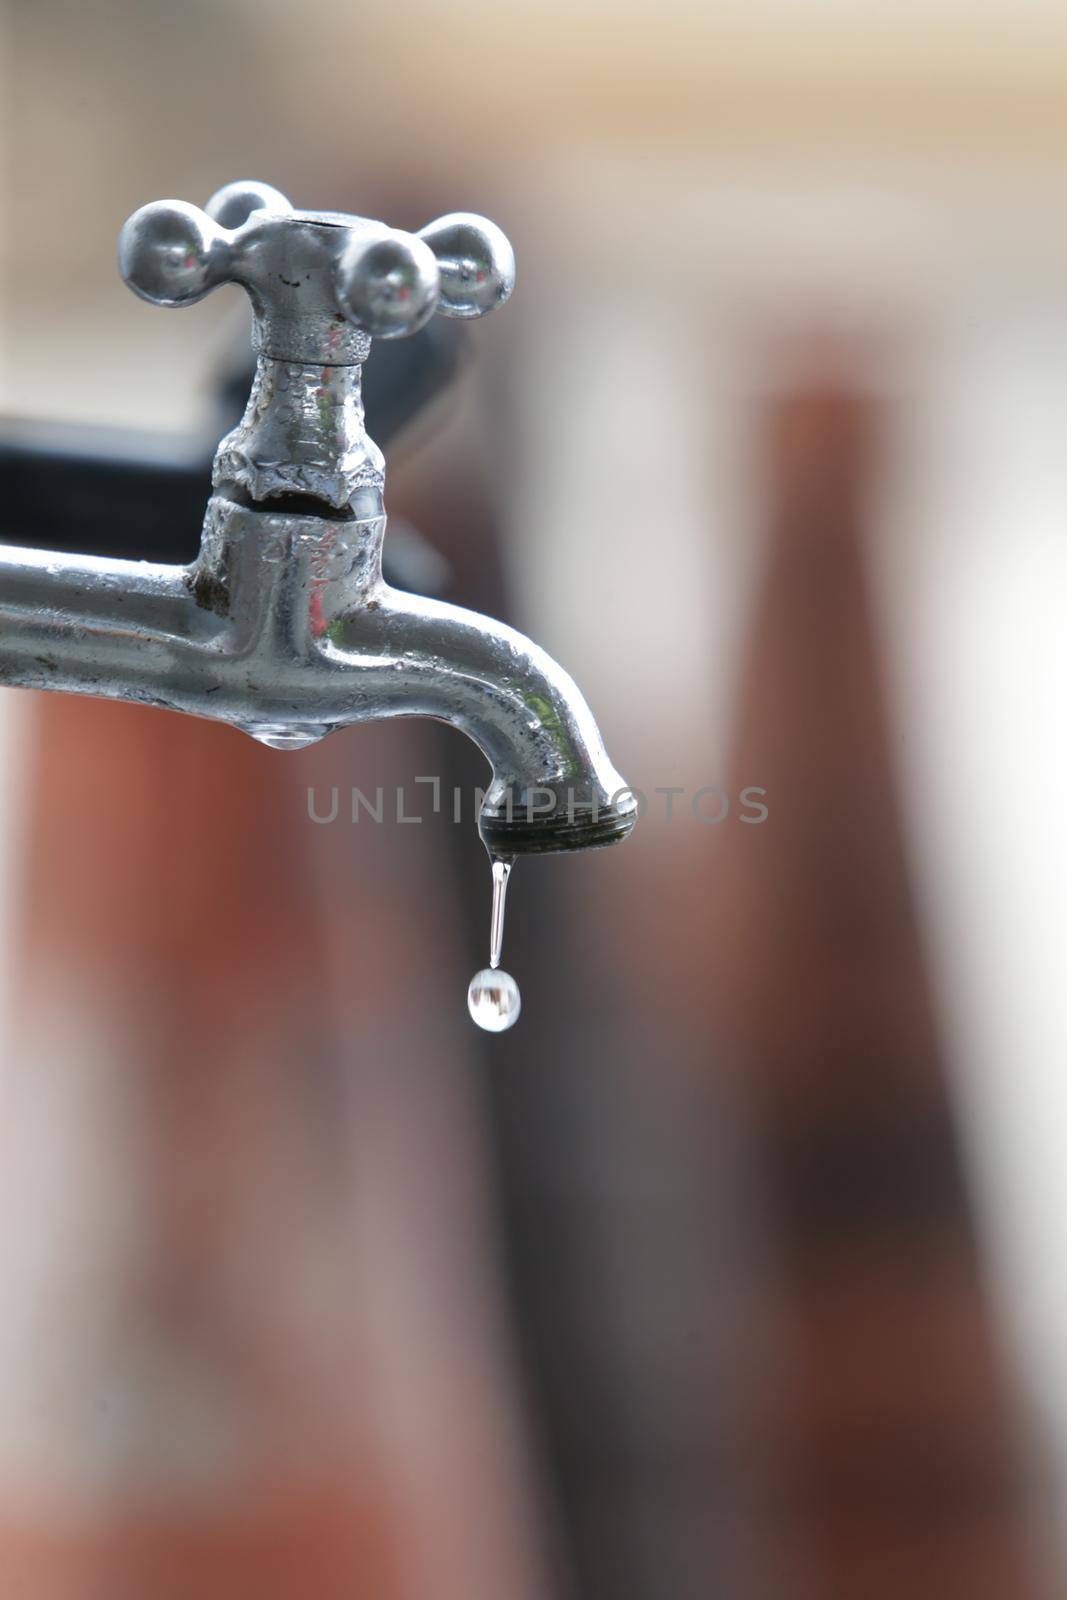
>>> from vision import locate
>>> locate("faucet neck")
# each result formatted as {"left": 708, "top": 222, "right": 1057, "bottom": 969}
{"left": 211, "top": 353, "right": 386, "bottom": 514}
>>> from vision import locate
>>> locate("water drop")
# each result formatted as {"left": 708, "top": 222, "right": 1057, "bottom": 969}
{"left": 468, "top": 968, "right": 521, "bottom": 1032}
{"left": 247, "top": 722, "right": 328, "bottom": 750}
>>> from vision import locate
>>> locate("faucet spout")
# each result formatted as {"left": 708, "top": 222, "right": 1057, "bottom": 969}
{"left": 321, "top": 571, "right": 636, "bottom": 855}
{"left": 326, "top": 595, "right": 637, "bottom": 853}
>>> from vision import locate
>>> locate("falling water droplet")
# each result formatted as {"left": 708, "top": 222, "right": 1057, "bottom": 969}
{"left": 468, "top": 854, "right": 520, "bottom": 1030}
{"left": 468, "top": 968, "right": 521, "bottom": 1032}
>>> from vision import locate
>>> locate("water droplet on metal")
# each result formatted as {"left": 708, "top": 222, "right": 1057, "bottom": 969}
{"left": 247, "top": 722, "right": 327, "bottom": 750}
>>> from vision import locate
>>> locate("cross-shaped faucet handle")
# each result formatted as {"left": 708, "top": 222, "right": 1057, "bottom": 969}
{"left": 119, "top": 180, "right": 515, "bottom": 365}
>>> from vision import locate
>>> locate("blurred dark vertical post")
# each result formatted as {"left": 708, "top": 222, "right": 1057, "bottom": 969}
{"left": 706, "top": 368, "right": 1046, "bottom": 1598}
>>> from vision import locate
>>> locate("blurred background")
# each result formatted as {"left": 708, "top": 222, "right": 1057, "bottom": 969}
{"left": 1, "top": 1, "right": 1066, "bottom": 1595}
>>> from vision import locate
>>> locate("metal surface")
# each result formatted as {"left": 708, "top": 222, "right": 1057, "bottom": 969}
{"left": 0, "top": 182, "right": 636, "bottom": 854}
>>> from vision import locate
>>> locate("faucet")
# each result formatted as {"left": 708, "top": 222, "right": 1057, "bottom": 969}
{"left": 0, "top": 182, "right": 637, "bottom": 856}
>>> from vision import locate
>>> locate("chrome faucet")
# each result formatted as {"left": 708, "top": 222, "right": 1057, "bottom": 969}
{"left": 0, "top": 182, "right": 636, "bottom": 855}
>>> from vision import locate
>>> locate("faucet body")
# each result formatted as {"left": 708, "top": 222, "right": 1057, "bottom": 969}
{"left": 0, "top": 183, "right": 636, "bottom": 855}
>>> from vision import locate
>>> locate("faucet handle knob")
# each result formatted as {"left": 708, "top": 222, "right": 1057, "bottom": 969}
{"left": 416, "top": 214, "right": 515, "bottom": 320}
{"left": 203, "top": 180, "right": 293, "bottom": 231}
{"left": 334, "top": 227, "right": 442, "bottom": 340}
{"left": 118, "top": 182, "right": 514, "bottom": 363}
{"left": 118, "top": 198, "right": 234, "bottom": 309}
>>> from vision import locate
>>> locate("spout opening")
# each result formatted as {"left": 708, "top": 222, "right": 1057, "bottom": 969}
{"left": 479, "top": 794, "right": 637, "bottom": 856}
